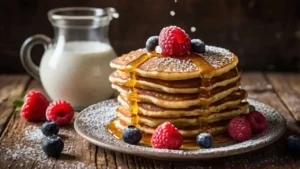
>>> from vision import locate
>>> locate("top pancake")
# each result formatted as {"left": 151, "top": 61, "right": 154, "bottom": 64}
{"left": 110, "top": 46, "right": 238, "bottom": 80}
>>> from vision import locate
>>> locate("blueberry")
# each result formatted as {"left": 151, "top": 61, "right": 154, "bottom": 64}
{"left": 42, "top": 135, "right": 64, "bottom": 157}
{"left": 286, "top": 135, "right": 300, "bottom": 153}
{"left": 190, "top": 39, "right": 205, "bottom": 53}
{"left": 196, "top": 133, "right": 213, "bottom": 148}
{"left": 122, "top": 125, "right": 142, "bottom": 145}
{"left": 146, "top": 36, "right": 159, "bottom": 52}
{"left": 41, "top": 121, "right": 59, "bottom": 136}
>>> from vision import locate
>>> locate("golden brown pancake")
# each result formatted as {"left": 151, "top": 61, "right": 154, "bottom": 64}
{"left": 110, "top": 46, "right": 238, "bottom": 80}
{"left": 112, "top": 82, "right": 241, "bottom": 108}
{"left": 109, "top": 68, "right": 241, "bottom": 93}
{"left": 117, "top": 89, "right": 247, "bottom": 117}
{"left": 114, "top": 119, "right": 229, "bottom": 138}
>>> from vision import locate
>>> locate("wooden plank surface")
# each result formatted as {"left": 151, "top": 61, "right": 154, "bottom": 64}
{"left": 0, "top": 73, "right": 299, "bottom": 169}
{"left": 266, "top": 73, "right": 300, "bottom": 122}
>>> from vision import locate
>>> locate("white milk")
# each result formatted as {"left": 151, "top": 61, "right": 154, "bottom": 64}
{"left": 40, "top": 41, "right": 116, "bottom": 110}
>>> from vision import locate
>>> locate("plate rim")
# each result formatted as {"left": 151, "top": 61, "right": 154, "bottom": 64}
{"left": 74, "top": 99, "right": 286, "bottom": 160}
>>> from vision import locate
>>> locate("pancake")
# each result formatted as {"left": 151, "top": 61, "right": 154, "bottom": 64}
{"left": 116, "top": 102, "right": 248, "bottom": 128}
{"left": 109, "top": 42, "right": 249, "bottom": 143}
{"left": 117, "top": 89, "right": 247, "bottom": 117}
{"left": 114, "top": 119, "right": 229, "bottom": 137}
{"left": 110, "top": 46, "right": 238, "bottom": 80}
{"left": 112, "top": 82, "right": 241, "bottom": 108}
{"left": 109, "top": 68, "right": 241, "bottom": 93}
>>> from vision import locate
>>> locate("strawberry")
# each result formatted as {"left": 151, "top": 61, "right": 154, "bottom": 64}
{"left": 14, "top": 90, "right": 50, "bottom": 121}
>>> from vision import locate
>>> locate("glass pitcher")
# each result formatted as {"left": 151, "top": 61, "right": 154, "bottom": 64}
{"left": 20, "top": 7, "right": 119, "bottom": 110}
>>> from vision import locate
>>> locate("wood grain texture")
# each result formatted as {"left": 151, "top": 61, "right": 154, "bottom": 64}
{"left": 1, "top": 0, "right": 300, "bottom": 73}
{"left": 0, "top": 74, "right": 30, "bottom": 135}
{"left": 266, "top": 73, "right": 300, "bottom": 122}
{"left": 0, "top": 73, "right": 299, "bottom": 169}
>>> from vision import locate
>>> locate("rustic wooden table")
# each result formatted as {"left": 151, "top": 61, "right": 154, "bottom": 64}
{"left": 0, "top": 73, "right": 300, "bottom": 169}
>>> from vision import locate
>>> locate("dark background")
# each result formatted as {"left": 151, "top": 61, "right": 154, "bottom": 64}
{"left": 1, "top": 0, "right": 300, "bottom": 73}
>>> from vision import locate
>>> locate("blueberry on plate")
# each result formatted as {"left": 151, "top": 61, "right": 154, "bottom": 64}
{"left": 196, "top": 133, "right": 213, "bottom": 148}
{"left": 122, "top": 125, "right": 142, "bottom": 145}
{"left": 41, "top": 121, "right": 60, "bottom": 136}
{"left": 42, "top": 135, "right": 64, "bottom": 157}
{"left": 286, "top": 135, "right": 300, "bottom": 153}
{"left": 146, "top": 36, "right": 159, "bottom": 52}
{"left": 190, "top": 39, "right": 205, "bottom": 53}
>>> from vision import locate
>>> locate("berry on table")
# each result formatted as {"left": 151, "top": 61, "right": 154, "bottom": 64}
{"left": 151, "top": 122, "right": 183, "bottom": 150}
{"left": 16, "top": 90, "right": 50, "bottom": 121}
{"left": 122, "top": 125, "right": 142, "bottom": 145}
{"left": 228, "top": 117, "right": 252, "bottom": 142}
{"left": 190, "top": 39, "right": 205, "bottom": 53}
{"left": 158, "top": 26, "right": 191, "bottom": 55}
{"left": 42, "top": 135, "right": 64, "bottom": 157}
{"left": 146, "top": 36, "right": 159, "bottom": 52}
{"left": 196, "top": 133, "right": 213, "bottom": 148}
{"left": 286, "top": 135, "right": 300, "bottom": 153}
{"left": 246, "top": 111, "right": 267, "bottom": 134}
{"left": 41, "top": 121, "right": 60, "bottom": 136}
{"left": 46, "top": 100, "right": 74, "bottom": 125}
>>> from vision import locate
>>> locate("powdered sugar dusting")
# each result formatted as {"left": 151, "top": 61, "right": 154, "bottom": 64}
{"left": 201, "top": 46, "right": 234, "bottom": 68}
{"left": 0, "top": 125, "right": 94, "bottom": 168}
{"left": 75, "top": 99, "right": 286, "bottom": 160}
{"left": 139, "top": 56, "right": 199, "bottom": 72}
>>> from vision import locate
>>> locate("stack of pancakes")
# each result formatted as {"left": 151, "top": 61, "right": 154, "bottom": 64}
{"left": 109, "top": 46, "right": 248, "bottom": 139}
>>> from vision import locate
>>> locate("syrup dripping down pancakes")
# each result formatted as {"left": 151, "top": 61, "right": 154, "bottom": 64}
{"left": 109, "top": 46, "right": 249, "bottom": 142}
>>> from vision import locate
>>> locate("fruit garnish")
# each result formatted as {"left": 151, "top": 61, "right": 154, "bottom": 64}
{"left": 286, "top": 135, "right": 300, "bottom": 153}
{"left": 122, "top": 125, "right": 142, "bottom": 145}
{"left": 190, "top": 39, "right": 205, "bottom": 53}
{"left": 196, "top": 133, "right": 213, "bottom": 148}
{"left": 41, "top": 121, "right": 60, "bottom": 136}
{"left": 42, "top": 135, "right": 64, "bottom": 157}
{"left": 13, "top": 90, "right": 50, "bottom": 121}
{"left": 228, "top": 117, "right": 252, "bottom": 142}
{"left": 151, "top": 122, "right": 183, "bottom": 150}
{"left": 248, "top": 105, "right": 256, "bottom": 112}
{"left": 158, "top": 26, "right": 191, "bottom": 55}
{"left": 46, "top": 100, "right": 74, "bottom": 125}
{"left": 146, "top": 36, "right": 159, "bottom": 52}
{"left": 246, "top": 111, "right": 267, "bottom": 134}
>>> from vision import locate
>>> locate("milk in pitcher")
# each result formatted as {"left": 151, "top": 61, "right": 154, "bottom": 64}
{"left": 40, "top": 41, "right": 116, "bottom": 109}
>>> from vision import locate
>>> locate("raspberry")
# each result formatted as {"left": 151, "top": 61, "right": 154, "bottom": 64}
{"left": 246, "top": 111, "right": 267, "bottom": 134}
{"left": 46, "top": 100, "right": 74, "bottom": 125}
{"left": 228, "top": 117, "right": 252, "bottom": 142}
{"left": 158, "top": 26, "right": 191, "bottom": 55}
{"left": 151, "top": 122, "right": 183, "bottom": 149}
{"left": 20, "top": 90, "right": 50, "bottom": 121}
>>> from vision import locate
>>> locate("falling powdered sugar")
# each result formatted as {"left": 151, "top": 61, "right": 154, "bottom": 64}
{"left": 170, "top": 11, "right": 176, "bottom": 16}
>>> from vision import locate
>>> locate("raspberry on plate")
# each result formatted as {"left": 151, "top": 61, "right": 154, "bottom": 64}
{"left": 151, "top": 122, "right": 183, "bottom": 150}
{"left": 19, "top": 90, "right": 50, "bottom": 121}
{"left": 158, "top": 26, "right": 191, "bottom": 55}
{"left": 228, "top": 117, "right": 252, "bottom": 142}
{"left": 46, "top": 100, "right": 74, "bottom": 125}
{"left": 246, "top": 111, "right": 267, "bottom": 134}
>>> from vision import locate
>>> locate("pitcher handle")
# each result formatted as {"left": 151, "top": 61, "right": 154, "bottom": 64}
{"left": 20, "top": 34, "right": 51, "bottom": 80}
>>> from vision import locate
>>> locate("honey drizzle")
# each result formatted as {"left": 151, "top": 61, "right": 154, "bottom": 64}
{"left": 120, "top": 53, "right": 153, "bottom": 125}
